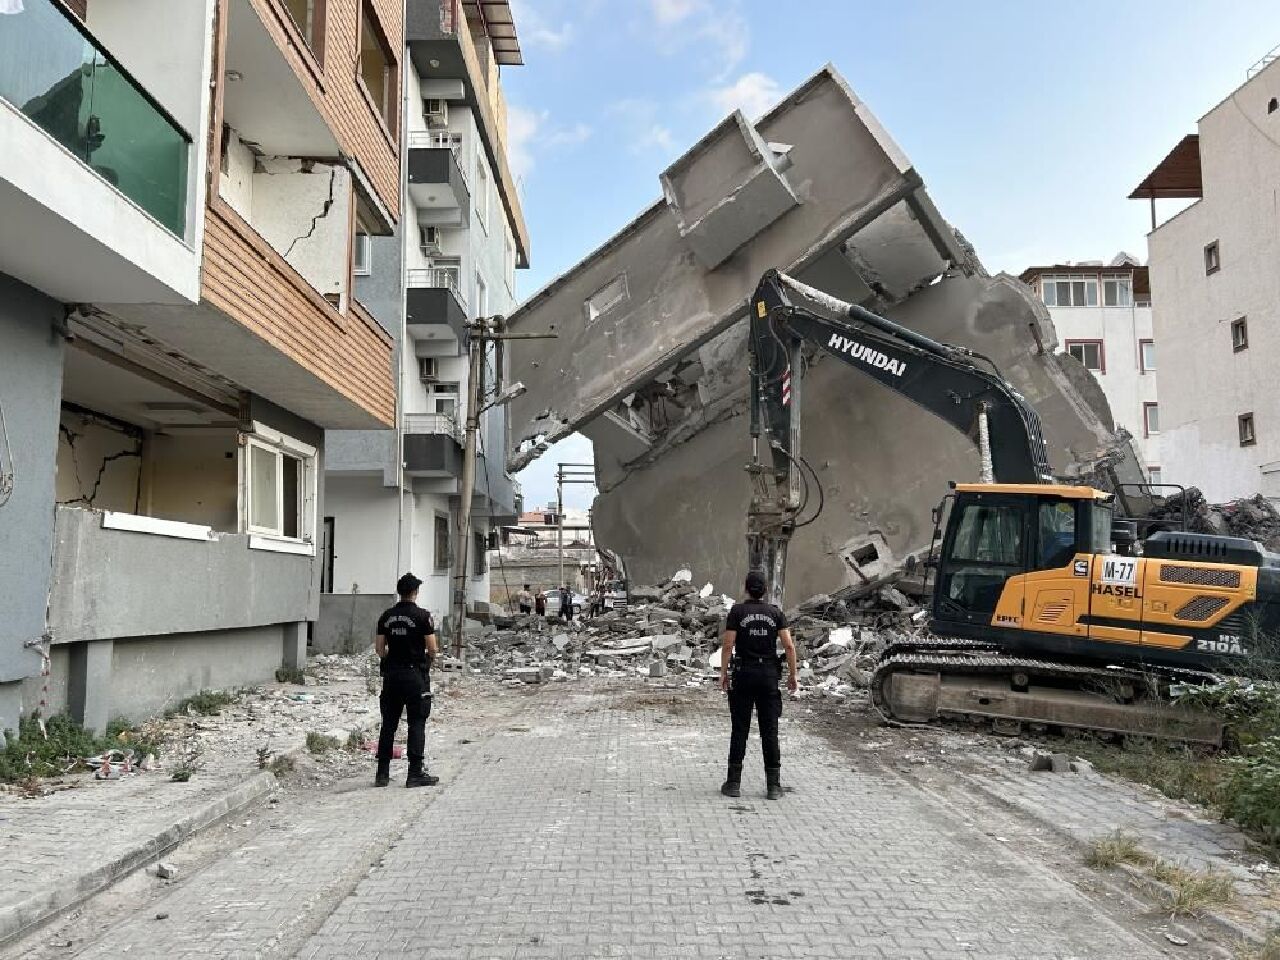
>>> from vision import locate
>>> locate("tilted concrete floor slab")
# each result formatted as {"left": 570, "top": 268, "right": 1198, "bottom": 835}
{"left": 505, "top": 65, "right": 1138, "bottom": 601}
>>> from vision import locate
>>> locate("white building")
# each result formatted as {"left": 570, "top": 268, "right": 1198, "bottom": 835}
{"left": 1020, "top": 257, "right": 1161, "bottom": 481}
{"left": 320, "top": 1, "right": 529, "bottom": 647}
{"left": 1129, "top": 53, "right": 1280, "bottom": 502}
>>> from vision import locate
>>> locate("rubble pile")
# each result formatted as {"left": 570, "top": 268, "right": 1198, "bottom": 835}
{"left": 466, "top": 570, "right": 926, "bottom": 697}
{"left": 1148, "top": 488, "right": 1280, "bottom": 550}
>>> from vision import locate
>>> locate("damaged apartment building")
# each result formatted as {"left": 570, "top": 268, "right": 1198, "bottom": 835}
{"left": 504, "top": 66, "right": 1142, "bottom": 601}
{"left": 0, "top": 0, "right": 403, "bottom": 737}
{"left": 319, "top": 0, "right": 527, "bottom": 651}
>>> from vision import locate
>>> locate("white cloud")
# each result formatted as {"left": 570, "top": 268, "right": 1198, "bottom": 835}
{"left": 510, "top": 0, "right": 574, "bottom": 53}
{"left": 506, "top": 106, "right": 593, "bottom": 180}
{"left": 608, "top": 99, "right": 678, "bottom": 155}
{"left": 707, "top": 72, "right": 782, "bottom": 120}
{"left": 651, "top": 0, "right": 700, "bottom": 25}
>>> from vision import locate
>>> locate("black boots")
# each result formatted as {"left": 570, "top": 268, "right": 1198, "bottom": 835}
{"left": 766, "top": 767, "right": 783, "bottom": 800}
{"left": 374, "top": 761, "right": 390, "bottom": 788}
{"left": 720, "top": 763, "right": 742, "bottom": 797}
{"left": 405, "top": 765, "right": 439, "bottom": 788}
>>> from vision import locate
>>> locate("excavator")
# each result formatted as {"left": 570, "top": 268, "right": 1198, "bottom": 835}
{"left": 747, "top": 269, "right": 1280, "bottom": 745}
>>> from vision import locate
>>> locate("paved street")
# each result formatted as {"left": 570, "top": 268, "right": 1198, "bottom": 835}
{"left": 4, "top": 681, "right": 1204, "bottom": 959}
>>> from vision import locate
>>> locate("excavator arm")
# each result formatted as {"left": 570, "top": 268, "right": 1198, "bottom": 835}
{"left": 747, "top": 270, "right": 1053, "bottom": 603}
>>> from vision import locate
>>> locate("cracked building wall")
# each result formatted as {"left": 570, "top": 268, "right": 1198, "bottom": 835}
{"left": 505, "top": 66, "right": 1141, "bottom": 603}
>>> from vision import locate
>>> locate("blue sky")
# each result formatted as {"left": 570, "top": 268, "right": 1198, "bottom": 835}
{"left": 502, "top": 0, "right": 1277, "bottom": 511}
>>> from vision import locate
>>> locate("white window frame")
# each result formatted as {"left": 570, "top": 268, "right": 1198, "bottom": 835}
{"left": 239, "top": 422, "right": 318, "bottom": 554}
{"left": 504, "top": 228, "right": 515, "bottom": 294}
{"left": 353, "top": 232, "right": 372, "bottom": 276}
{"left": 1139, "top": 339, "right": 1155, "bottom": 373}
{"left": 1041, "top": 275, "right": 1099, "bottom": 308}
{"left": 475, "top": 158, "right": 490, "bottom": 234}
{"left": 1103, "top": 275, "right": 1132, "bottom": 307}
{"left": 475, "top": 271, "right": 488, "bottom": 318}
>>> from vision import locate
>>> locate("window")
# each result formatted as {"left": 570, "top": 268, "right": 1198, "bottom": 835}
{"left": 475, "top": 160, "right": 490, "bottom": 232}
{"left": 1204, "top": 240, "right": 1220, "bottom": 275}
{"left": 1103, "top": 276, "right": 1132, "bottom": 307}
{"left": 473, "top": 532, "right": 487, "bottom": 576}
{"left": 584, "top": 273, "right": 630, "bottom": 325}
{"left": 284, "top": 0, "right": 325, "bottom": 61}
{"left": 504, "top": 229, "right": 515, "bottom": 292}
{"left": 475, "top": 273, "right": 488, "bottom": 318}
{"left": 358, "top": 2, "right": 397, "bottom": 134}
{"left": 951, "top": 504, "right": 1024, "bottom": 565}
{"left": 1139, "top": 339, "right": 1155, "bottom": 372}
{"left": 1066, "top": 340, "right": 1105, "bottom": 373}
{"left": 1143, "top": 402, "right": 1160, "bottom": 437}
{"left": 1232, "top": 317, "right": 1249, "bottom": 352}
{"left": 242, "top": 425, "right": 316, "bottom": 544}
{"left": 1036, "top": 501, "right": 1077, "bottom": 570}
{"left": 939, "top": 500, "right": 1026, "bottom": 617}
{"left": 1240, "top": 413, "right": 1257, "bottom": 446}
{"left": 1041, "top": 276, "right": 1098, "bottom": 307}
{"left": 353, "top": 231, "right": 371, "bottom": 276}
{"left": 434, "top": 514, "right": 451, "bottom": 569}
{"left": 1148, "top": 467, "right": 1162, "bottom": 486}
{"left": 1269, "top": 97, "right": 1278, "bottom": 115}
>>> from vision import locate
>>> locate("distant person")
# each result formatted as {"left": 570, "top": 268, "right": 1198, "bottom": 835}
{"left": 719, "top": 570, "right": 797, "bottom": 801}
{"left": 534, "top": 589, "right": 547, "bottom": 618}
{"left": 560, "top": 585, "right": 574, "bottom": 622}
{"left": 373, "top": 573, "right": 439, "bottom": 789}
{"left": 516, "top": 584, "right": 534, "bottom": 615}
{"left": 589, "top": 586, "right": 605, "bottom": 619}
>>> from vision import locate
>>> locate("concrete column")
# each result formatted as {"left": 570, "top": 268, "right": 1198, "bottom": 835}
{"left": 67, "top": 639, "right": 114, "bottom": 735}
{"left": 282, "top": 621, "right": 307, "bottom": 673}
{"left": 0, "top": 680, "right": 22, "bottom": 749}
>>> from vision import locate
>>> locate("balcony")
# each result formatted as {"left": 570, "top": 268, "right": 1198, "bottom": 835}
{"left": 403, "top": 431, "right": 462, "bottom": 478}
{"left": 407, "top": 266, "right": 469, "bottom": 347}
{"left": 0, "top": 0, "right": 202, "bottom": 304}
{"left": 404, "top": 411, "right": 463, "bottom": 442}
{"left": 408, "top": 130, "right": 471, "bottom": 225}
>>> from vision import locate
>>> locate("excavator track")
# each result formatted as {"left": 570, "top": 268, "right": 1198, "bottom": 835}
{"left": 870, "top": 640, "right": 1226, "bottom": 746}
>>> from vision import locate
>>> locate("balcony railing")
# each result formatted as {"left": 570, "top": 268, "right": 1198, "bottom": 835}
{"left": 0, "top": 0, "right": 190, "bottom": 236}
{"left": 408, "top": 129, "right": 469, "bottom": 186}
{"left": 403, "top": 411, "right": 462, "bottom": 442}
{"left": 407, "top": 267, "right": 467, "bottom": 309}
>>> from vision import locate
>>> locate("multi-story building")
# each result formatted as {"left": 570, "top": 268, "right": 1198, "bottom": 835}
{"left": 1129, "top": 53, "right": 1280, "bottom": 502}
{"left": 319, "top": 0, "right": 528, "bottom": 649}
{"left": 1019, "top": 256, "right": 1161, "bottom": 480}
{"left": 0, "top": 0, "right": 401, "bottom": 736}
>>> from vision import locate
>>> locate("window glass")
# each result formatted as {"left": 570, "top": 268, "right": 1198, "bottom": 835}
{"left": 282, "top": 454, "right": 300, "bottom": 538}
{"left": 1140, "top": 341, "right": 1155, "bottom": 371}
{"left": 359, "top": 3, "right": 393, "bottom": 127}
{"left": 1232, "top": 318, "right": 1248, "bottom": 351}
{"left": 474, "top": 532, "right": 487, "bottom": 575}
{"left": 435, "top": 515, "right": 450, "bottom": 569}
{"left": 950, "top": 504, "right": 1023, "bottom": 565}
{"left": 1042, "top": 280, "right": 1057, "bottom": 306}
{"left": 1145, "top": 404, "right": 1160, "bottom": 434}
{"left": 1104, "top": 277, "right": 1132, "bottom": 307}
{"left": 1148, "top": 468, "right": 1162, "bottom": 486}
{"left": 250, "top": 444, "right": 279, "bottom": 532}
{"left": 1068, "top": 342, "right": 1102, "bottom": 371}
{"left": 353, "top": 232, "right": 371, "bottom": 275}
{"left": 1037, "top": 501, "right": 1077, "bottom": 569}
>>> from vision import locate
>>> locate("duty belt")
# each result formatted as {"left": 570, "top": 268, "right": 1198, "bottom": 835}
{"left": 733, "top": 653, "right": 781, "bottom": 667}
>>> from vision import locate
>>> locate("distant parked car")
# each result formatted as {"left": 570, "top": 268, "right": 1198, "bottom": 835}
{"left": 543, "top": 591, "right": 587, "bottom": 618}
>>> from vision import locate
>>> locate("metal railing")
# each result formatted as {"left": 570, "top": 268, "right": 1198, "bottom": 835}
{"left": 0, "top": 0, "right": 190, "bottom": 236}
{"left": 407, "top": 267, "right": 468, "bottom": 309}
{"left": 408, "top": 129, "right": 469, "bottom": 189}
{"left": 403, "top": 412, "right": 462, "bottom": 442}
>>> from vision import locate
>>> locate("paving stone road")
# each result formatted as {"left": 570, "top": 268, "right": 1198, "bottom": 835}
{"left": 6, "top": 681, "right": 1194, "bottom": 960}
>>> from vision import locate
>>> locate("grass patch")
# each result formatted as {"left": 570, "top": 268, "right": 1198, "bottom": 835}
{"left": 167, "top": 689, "right": 239, "bottom": 718}
{"left": 275, "top": 667, "right": 306, "bottom": 685}
{"left": 268, "top": 754, "right": 296, "bottom": 777}
{"left": 1145, "top": 859, "right": 1235, "bottom": 916}
{"left": 305, "top": 731, "right": 342, "bottom": 755}
{"left": 1085, "top": 830, "right": 1152, "bottom": 869}
{"left": 1236, "top": 930, "right": 1280, "bottom": 960}
{"left": 0, "top": 714, "right": 162, "bottom": 783}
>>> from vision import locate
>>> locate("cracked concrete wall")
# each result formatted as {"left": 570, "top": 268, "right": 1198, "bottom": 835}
{"left": 56, "top": 409, "right": 142, "bottom": 513}
{"left": 504, "top": 66, "right": 1139, "bottom": 603}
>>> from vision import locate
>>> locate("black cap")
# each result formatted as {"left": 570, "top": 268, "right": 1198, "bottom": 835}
{"left": 745, "top": 569, "right": 768, "bottom": 598}
{"left": 396, "top": 573, "right": 423, "bottom": 596}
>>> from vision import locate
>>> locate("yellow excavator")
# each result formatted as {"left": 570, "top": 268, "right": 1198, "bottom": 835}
{"left": 747, "top": 270, "right": 1280, "bottom": 745}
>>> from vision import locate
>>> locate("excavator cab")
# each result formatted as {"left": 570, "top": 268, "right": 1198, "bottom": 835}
{"left": 931, "top": 484, "right": 1113, "bottom": 642}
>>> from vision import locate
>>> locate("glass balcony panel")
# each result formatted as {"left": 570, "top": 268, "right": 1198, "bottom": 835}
{"left": 0, "top": 0, "right": 189, "bottom": 235}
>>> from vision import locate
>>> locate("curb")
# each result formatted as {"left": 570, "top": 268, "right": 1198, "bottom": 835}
{"left": 0, "top": 769, "right": 277, "bottom": 947}
{"left": 947, "top": 766, "right": 1270, "bottom": 949}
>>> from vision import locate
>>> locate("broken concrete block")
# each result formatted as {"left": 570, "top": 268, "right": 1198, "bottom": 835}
{"left": 155, "top": 862, "right": 178, "bottom": 880}
{"left": 504, "top": 667, "right": 545, "bottom": 684}
{"left": 649, "top": 660, "right": 667, "bottom": 678}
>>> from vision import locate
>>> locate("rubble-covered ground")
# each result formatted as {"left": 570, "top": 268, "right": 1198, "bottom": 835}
{"left": 461, "top": 568, "right": 927, "bottom": 700}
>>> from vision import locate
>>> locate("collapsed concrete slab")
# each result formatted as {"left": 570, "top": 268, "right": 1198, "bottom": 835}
{"left": 505, "top": 65, "right": 1140, "bottom": 601}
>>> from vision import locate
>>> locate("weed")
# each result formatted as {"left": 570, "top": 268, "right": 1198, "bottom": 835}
{"left": 275, "top": 667, "right": 306, "bottom": 685}
{"left": 268, "top": 754, "right": 296, "bottom": 777}
{"left": 1145, "top": 860, "right": 1235, "bottom": 916}
{"left": 170, "top": 764, "right": 196, "bottom": 783}
{"left": 0, "top": 714, "right": 160, "bottom": 783}
{"left": 256, "top": 745, "right": 274, "bottom": 770}
{"left": 1235, "top": 929, "right": 1280, "bottom": 960}
{"left": 168, "top": 689, "right": 238, "bottom": 718}
{"left": 346, "top": 730, "right": 364, "bottom": 751}
{"left": 1221, "top": 738, "right": 1280, "bottom": 847}
{"left": 1084, "top": 830, "right": 1152, "bottom": 869}
{"left": 305, "top": 731, "right": 342, "bottom": 755}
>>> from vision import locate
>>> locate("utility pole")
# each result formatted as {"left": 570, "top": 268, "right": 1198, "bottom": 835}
{"left": 554, "top": 462, "right": 596, "bottom": 595}
{"left": 451, "top": 318, "right": 554, "bottom": 660}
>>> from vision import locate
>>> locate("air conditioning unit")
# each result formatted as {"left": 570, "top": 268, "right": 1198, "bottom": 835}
{"left": 418, "top": 356, "right": 438, "bottom": 382}
{"left": 419, "top": 225, "right": 442, "bottom": 253}
{"left": 424, "top": 99, "right": 448, "bottom": 127}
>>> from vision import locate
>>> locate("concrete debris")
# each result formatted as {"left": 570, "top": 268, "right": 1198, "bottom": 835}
{"left": 1148, "top": 488, "right": 1280, "bottom": 550}
{"left": 469, "top": 572, "right": 925, "bottom": 692}
{"left": 154, "top": 862, "right": 178, "bottom": 880}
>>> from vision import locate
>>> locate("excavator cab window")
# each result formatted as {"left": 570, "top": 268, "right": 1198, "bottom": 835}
{"left": 1036, "top": 501, "right": 1078, "bottom": 570}
{"left": 936, "top": 495, "right": 1027, "bottom": 623}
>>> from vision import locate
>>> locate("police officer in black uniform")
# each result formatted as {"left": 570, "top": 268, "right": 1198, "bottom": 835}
{"left": 374, "top": 573, "right": 439, "bottom": 788}
{"left": 719, "top": 570, "right": 798, "bottom": 800}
